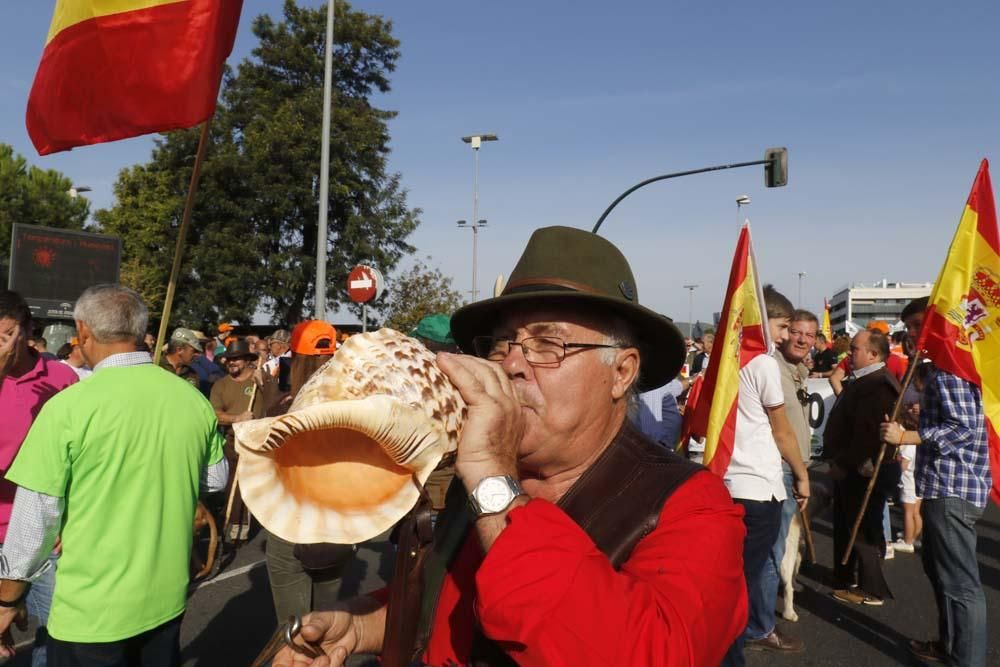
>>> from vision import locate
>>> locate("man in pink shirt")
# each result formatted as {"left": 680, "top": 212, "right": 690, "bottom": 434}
{"left": 0, "top": 290, "right": 77, "bottom": 666}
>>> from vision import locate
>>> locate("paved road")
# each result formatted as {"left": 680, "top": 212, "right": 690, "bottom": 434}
{"left": 4, "top": 489, "right": 999, "bottom": 665}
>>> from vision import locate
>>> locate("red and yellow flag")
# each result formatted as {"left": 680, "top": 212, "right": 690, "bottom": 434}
{"left": 917, "top": 159, "right": 1000, "bottom": 504}
{"left": 680, "top": 223, "right": 769, "bottom": 476}
{"left": 26, "top": 0, "right": 243, "bottom": 155}
{"left": 821, "top": 298, "right": 832, "bottom": 342}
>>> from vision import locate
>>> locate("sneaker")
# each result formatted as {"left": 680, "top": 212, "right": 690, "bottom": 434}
{"left": 833, "top": 589, "right": 865, "bottom": 604}
{"left": 891, "top": 539, "right": 915, "bottom": 553}
{"left": 747, "top": 629, "right": 804, "bottom": 653}
{"left": 884, "top": 543, "right": 895, "bottom": 560}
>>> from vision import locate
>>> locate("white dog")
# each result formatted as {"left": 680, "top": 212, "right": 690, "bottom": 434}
{"left": 778, "top": 476, "right": 833, "bottom": 622}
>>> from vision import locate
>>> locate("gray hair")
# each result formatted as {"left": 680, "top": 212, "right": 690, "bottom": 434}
{"left": 73, "top": 284, "right": 148, "bottom": 344}
{"left": 600, "top": 314, "right": 641, "bottom": 397}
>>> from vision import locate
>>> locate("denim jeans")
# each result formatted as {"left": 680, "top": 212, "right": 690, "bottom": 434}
{"left": 0, "top": 547, "right": 56, "bottom": 667}
{"left": 721, "top": 497, "right": 782, "bottom": 667}
{"left": 920, "top": 497, "right": 987, "bottom": 667}
{"left": 750, "top": 472, "right": 796, "bottom": 639}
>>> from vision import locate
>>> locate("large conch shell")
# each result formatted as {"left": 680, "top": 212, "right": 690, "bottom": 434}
{"left": 234, "top": 329, "right": 465, "bottom": 544}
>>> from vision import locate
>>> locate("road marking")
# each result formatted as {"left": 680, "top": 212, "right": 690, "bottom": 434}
{"left": 193, "top": 558, "right": 266, "bottom": 590}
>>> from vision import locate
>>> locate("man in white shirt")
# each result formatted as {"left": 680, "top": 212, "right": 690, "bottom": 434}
{"left": 722, "top": 286, "right": 811, "bottom": 665}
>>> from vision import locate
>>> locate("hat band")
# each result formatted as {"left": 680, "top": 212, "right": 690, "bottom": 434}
{"left": 503, "top": 277, "right": 606, "bottom": 296}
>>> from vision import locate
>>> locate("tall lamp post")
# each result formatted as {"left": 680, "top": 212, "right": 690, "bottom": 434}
{"left": 456, "top": 219, "right": 488, "bottom": 300}
{"left": 736, "top": 195, "right": 751, "bottom": 227}
{"left": 798, "top": 271, "right": 807, "bottom": 307}
{"left": 461, "top": 133, "right": 498, "bottom": 301}
{"left": 315, "top": 0, "right": 335, "bottom": 321}
{"left": 682, "top": 284, "right": 699, "bottom": 338}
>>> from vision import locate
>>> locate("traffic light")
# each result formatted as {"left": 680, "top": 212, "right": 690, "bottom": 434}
{"left": 765, "top": 147, "right": 788, "bottom": 188}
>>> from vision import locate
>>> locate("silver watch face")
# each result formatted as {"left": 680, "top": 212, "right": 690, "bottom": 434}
{"left": 476, "top": 477, "right": 515, "bottom": 514}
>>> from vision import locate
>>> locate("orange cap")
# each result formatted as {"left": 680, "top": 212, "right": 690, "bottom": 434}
{"left": 867, "top": 320, "right": 890, "bottom": 334}
{"left": 291, "top": 320, "right": 338, "bottom": 355}
{"left": 224, "top": 335, "right": 238, "bottom": 346}
{"left": 218, "top": 322, "right": 235, "bottom": 333}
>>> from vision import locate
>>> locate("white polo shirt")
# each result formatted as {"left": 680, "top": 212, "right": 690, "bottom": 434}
{"left": 723, "top": 351, "right": 787, "bottom": 502}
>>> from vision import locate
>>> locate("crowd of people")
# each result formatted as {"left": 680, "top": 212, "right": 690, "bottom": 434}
{"left": 0, "top": 225, "right": 993, "bottom": 667}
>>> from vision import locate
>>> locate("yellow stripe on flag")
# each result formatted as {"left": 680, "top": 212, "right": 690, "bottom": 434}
{"left": 703, "top": 258, "right": 764, "bottom": 466}
{"left": 47, "top": 0, "right": 187, "bottom": 44}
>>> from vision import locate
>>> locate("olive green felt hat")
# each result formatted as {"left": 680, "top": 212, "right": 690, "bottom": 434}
{"left": 450, "top": 226, "right": 685, "bottom": 391}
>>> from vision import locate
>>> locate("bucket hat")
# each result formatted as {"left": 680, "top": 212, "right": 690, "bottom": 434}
{"left": 450, "top": 226, "right": 684, "bottom": 391}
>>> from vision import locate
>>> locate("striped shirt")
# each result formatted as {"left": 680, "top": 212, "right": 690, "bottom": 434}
{"left": 915, "top": 366, "right": 992, "bottom": 508}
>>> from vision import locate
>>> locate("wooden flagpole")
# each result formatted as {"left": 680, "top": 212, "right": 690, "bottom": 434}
{"left": 152, "top": 120, "right": 213, "bottom": 365}
{"left": 841, "top": 352, "right": 922, "bottom": 565}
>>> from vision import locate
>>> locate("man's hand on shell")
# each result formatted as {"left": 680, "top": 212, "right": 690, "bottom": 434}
{"left": 436, "top": 352, "right": 525, "bottom": 487}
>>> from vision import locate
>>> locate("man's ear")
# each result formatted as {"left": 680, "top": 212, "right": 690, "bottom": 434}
{"left": 611, "top": 347, "right": 641, "bottom": 400}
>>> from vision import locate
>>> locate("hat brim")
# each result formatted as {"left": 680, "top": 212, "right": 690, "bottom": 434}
{"left": 451, "top": 291, "right": 685, "bottom": 392}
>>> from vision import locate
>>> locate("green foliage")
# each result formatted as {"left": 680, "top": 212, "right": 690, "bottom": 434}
{"left": 95, "top": 0, "right": 419, "bottom": 327}
{"left": 378, "top": 257, "right": 466, "bottom": 334}
{"left": 0, "top": 143, "right": 90, "bottom": 279}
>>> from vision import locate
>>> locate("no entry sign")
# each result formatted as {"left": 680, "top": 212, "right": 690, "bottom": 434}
{"left": 347, "top": 264, "right": 384, "bottom": 304}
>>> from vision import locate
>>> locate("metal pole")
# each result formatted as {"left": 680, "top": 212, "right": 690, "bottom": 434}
{"left": 798, "top": 272, "right": 806, "bottom": 306}
{"left": 472, "top": 147, "right": 479, "bottom": 301}
{"left": 682, "top": 284, "right": 698, "bottom": 339}
{"left": 362, "top": 303, "right": 367, "bottom": 333}
{"left": 315, "top": 0, "right": 335, "bottom": 321}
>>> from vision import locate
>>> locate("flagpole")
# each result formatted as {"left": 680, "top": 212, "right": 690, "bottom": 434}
{"left": 153, "top": 120, "right": 213, "bottom": 365}
{"left": 841, "top": 351, "right": 922, "bottom": 565}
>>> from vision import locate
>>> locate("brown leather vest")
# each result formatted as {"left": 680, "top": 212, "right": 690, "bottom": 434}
{"left": 404, "top": 421, "right": 703, "bottom": 666}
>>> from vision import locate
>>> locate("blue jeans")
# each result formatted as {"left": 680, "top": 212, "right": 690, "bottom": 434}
{"left": 0, "top": 548, "right": 56, "bottom": 667}
{"left": 920, "top": 497, "right": 987, "bottom": 667}
{"left": 750, "top": 472, "right": 796, "bottom": 639}
{"left": 721, "top": 498, "right": 783, "bottom": 667}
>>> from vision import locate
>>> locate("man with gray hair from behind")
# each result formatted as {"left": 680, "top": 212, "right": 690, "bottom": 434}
{"left": 0, "top": 284, "right": 229, "bottom": 667}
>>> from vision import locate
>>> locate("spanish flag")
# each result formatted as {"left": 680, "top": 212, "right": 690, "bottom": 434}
{"left": 26, "top": 0, "right": 243, "bottom": 155}
{"left": 681, "top": 223, "right": 769, "bottom": 475}
{"left": 918, "top": 159, "right": 1000, "bottom": 505}
{"left": 821, "top": 298, "right": 832, "bottom": 342}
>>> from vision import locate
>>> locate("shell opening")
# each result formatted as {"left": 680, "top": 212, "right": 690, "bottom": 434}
{"left": 272, "top": 428, "right": 413, "bottom": 512}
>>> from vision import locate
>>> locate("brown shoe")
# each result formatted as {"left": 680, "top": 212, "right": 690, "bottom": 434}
{"left": 832, "top": 588, "right": 865, "bottom": 604}
{"left": 909, "top": 639, "right": 946, "bottom": 663}
{"left": 747, "top": 629, "right": 804, "bottom": 653}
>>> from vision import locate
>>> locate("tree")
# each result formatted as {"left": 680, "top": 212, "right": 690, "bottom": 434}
{"left": 95, "top": 0, "right": 419, "bottom": 327}
{"left": 378, "top": 257, "right": 465, "bottom": 333}
{"left": 0, "top": 143, "right": 90, "bottom": 279}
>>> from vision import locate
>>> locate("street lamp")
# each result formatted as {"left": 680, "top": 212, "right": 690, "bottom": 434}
{"left": 798, "top": 271, "right": 807, "bottom": 306}
{"left": 736, "top": 195, "right": 750, "bottom": 227}
{"left": 457, "top": 219, "right": 488, "bottom": 300}
{"left": 68, "top": 185, "right": 92, "bottom": 198}
{"left": 682, "top": 284, "right": 699, "bottom": 338}
{"left": 461, "top": 133, "right": 498, "bottom": 301}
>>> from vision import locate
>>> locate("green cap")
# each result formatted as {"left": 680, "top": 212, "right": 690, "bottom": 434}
{"left": 410, "top": 314, "right": 454, "bottom": 345}
{"left": 170, "top": 328, "right": 203, "bottom": 352}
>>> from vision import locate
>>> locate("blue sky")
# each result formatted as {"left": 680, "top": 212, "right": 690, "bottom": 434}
{"left": 3, "top": 1, "right": 999, "bottom": 324}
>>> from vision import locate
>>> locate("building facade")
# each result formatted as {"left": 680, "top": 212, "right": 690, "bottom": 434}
{"left": 829, "top": 280, "right": 932, "bottom": 334}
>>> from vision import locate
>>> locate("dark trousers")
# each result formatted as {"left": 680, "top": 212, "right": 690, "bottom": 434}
{"left": 833, "top": 471, "right": 892, "bottom": 599}
{"left": 721, "top": 498, "right": 783, "bottom": 667}
{"left": 48, "top": 616, "right": 182, "bottom": 667}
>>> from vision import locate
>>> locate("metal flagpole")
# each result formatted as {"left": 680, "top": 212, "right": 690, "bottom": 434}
{"left": 315, "top": 0, "right": 335, "bottom": 321}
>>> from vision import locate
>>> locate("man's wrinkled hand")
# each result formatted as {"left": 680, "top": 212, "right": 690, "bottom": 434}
{"left": 436, "top": 352, "right": 525, "bottom": 484}
{"left": 271, "top": 611, "right": 357, "bottom": 667}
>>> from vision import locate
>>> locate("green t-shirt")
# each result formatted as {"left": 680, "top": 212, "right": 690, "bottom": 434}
{"left": 7, "top": 364, "right": 225, "bottom": 642}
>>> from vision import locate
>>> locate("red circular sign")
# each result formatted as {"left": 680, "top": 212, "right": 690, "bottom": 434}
{"left": 347, "top": 265, "right": 379, "bottom": 303}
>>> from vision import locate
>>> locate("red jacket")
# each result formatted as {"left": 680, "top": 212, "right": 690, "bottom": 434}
{"left": 420, "top": 470, "right": 747, "bottom": 666}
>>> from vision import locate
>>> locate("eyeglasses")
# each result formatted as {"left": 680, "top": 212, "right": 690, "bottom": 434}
{"left": 472, "top": 336, "right": 621, "bottom": 367}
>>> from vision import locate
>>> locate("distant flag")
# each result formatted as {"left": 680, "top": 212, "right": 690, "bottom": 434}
{"left": 917, "top": 159, "right": 1000, "bottom": 505}
{"left": 26, "top": 0, "right": 243, "bottom": 155}
{"left": 679, "top": 223, "right": 770, "bottom": 475}
{"left": 821, "top": 298, "right": 832, "bottom": 341}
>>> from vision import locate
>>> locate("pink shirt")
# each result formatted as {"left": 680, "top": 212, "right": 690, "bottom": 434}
{"left": 0, "top": 351, "right": 77, "bottom": 541}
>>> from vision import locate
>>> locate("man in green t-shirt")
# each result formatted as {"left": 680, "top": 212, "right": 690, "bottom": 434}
{"left": 0, "top": 285, "right": 227, "bottom": 665}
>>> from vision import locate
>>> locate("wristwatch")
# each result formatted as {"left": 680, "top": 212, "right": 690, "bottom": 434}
{"left": 468, "top": 475, "right": 525, "bottom": 517}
